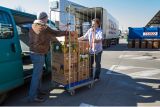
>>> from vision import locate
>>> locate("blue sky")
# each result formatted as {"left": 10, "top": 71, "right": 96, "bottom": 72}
{"left": 0, "top": 0, "right": 159, "bottom": 30}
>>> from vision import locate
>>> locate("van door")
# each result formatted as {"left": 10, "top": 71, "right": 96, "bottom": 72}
{"left": 0, "top": 9, "right": 24, "bottom": 94}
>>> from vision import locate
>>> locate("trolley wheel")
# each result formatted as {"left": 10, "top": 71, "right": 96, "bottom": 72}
{"left": 88, "top": 83, "right": 93, "bottom": 89}
{"left": 69, "top": 90, "right": 75, "bottom": 96}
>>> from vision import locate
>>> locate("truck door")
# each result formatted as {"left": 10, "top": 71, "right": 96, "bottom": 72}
{"left": 0, "top": 9, "right": 24, "bottom": 95}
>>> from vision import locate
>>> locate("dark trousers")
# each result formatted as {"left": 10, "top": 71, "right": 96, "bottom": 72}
{"left": 90, "top": 51, "right": 102, "bottom": 79}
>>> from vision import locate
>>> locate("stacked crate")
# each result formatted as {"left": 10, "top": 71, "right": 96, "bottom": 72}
{"left": 78, "top": 41, "right": 90, "bottom": 81}
{"left": 153, "top": 39, "right": 159, "bottom": 49}
{"left": 51, "top": 31, "right": 79, "bottom": 85}
{"left": 128, "top": 39, "right": 160, "bottom": 49}
{"left": 140, "top": 40, "right": 147, "bottom": 48}
{"left": 135, "top": 39, "right": 140, "bottom": 48}
{"left": 147, "top": 39, "right": 153, "bottom": 49}
{"left": 128, "top": 39, "right": 134, "bottom": 48}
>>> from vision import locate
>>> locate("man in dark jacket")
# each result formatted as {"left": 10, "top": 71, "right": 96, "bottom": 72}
{"left": 28, "top": 12, "right": 67, "bottom": 102}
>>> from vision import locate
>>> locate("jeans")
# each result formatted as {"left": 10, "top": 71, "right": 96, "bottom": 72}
{"left": 90, "top": 51, "right": 102, "bottom": 79}
{"left": 28, "top": 52, "right": 45, "bottom": 101}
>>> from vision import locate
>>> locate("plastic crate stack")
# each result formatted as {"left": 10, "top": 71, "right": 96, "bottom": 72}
{"left": 51, "top": 31, "right": 78, "bottom": 85}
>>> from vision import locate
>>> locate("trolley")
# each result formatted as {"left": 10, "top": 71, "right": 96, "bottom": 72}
{"left": 49, "top": 4, "right": 95, "bottom": 95}
{"left": 50, "top": 40, "right": 94, "bottom": 95}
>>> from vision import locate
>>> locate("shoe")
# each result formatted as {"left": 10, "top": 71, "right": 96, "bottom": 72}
{"left": 27, "top": 97, "right": 45, "bottom": 103}
{"left": 94, "top": 78, "right": 100, "bottom": 82}
{"left": 33, "top": 97, "right": 45, "bottom": 103}
{"left": 38, "top": 90, "right": 48, "bottom": 95}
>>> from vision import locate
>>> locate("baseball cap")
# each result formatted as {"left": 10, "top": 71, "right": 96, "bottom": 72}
{"left": 37, "top": 12, "right": 48, "bottom": 20}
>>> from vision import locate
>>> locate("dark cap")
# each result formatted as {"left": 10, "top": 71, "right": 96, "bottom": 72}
{"left": 37, "top": 12, "right": 48, "bottom": 20}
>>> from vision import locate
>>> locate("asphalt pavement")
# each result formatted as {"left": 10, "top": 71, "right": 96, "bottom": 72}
{"left": 3, "top": 39, "right": 160, "bottom": 106}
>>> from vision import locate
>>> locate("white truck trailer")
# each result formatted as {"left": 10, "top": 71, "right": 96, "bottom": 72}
{"left": 49, "top": 0, "right": 120, "bottom": 48}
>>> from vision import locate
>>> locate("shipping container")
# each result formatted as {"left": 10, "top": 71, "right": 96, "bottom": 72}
{"left": 128, "top": 27, "right": 160, "bottom": 40}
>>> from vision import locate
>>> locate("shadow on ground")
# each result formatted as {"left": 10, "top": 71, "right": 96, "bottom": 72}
{"left": 2, "top": 68, "right": 160, "bottom": 106}
{"left": 104, "top": 68, "right": 160, "bottom": 106}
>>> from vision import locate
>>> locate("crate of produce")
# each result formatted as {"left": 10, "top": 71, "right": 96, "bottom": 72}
{"left": 52, "top": 72, "right": 78, "bottom": 85}
{"left": 52, "top": 42, "right": 78, "bottom": 54}
{"left": 52, "top": 31, "right": 78, "bottom": 43}
{"left": 78, "top": 41, "right": 89, "bottom": 54}
{"left": 52, "top": 61, "right": 78, "bottom": 74}
{"left": 51, "top": 31, "right": 94, "bottom": 95}
{"left": 53, "top": 53, "right": 78, "bottom": 64}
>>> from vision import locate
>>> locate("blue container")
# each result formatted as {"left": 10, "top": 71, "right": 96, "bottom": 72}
{"left": 128, "top": 27, "right": 160, "bottom": 40}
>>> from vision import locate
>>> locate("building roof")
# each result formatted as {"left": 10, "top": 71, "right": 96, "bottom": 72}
{"left": 146, "top": 10, "right": 160, "bottom": 27}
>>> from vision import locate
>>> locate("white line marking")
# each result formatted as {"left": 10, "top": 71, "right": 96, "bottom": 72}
{"left": 119, "top": 53, "right": 160, "bottom": 61}
{"left": 106, "top": 65, "right": 160, "bottom": 79}
{"left": 129, "top": 69, "right": 160, "bottom": 77}
{"left": 80, "top": 103, "right": 96, "bottom": 107}
{"left": 131, "top": 76, "right": 160, "bottom": 80}
{"left": 106, "top": 71, "right": 125, "bottom": 76}
{"left": 109, "top": 65, "right": 118, "bottom": 71}
{"left": 130, "top": 56, "right": 152, "bottom": 60}
{"left": 119, "top": 55, "right": 139, "bottom": 58}
{"left": 115, "top": 65, "right": 158, "bottom": 70}
{"left": 117, "top": 66, "right": 137, "bottom": 70}
{"left": 155, "top": 58, "right": 160, "bottom": 61}
{"left": 106, "top": 65, "right": 125, "bottom": 76}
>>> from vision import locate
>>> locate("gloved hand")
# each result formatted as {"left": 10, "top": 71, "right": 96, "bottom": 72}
{"left": 65, "top": 31, "right": 69, "bottom": 36}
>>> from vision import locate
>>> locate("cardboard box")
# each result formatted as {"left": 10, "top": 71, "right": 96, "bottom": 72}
{"left": 78, "top": 66, "right": 90, "bottom": 73}
{"left": 77, "top": 69, "right": 90, "bottom": 81}
{"left": 52, "top": 61, "right": 78, "bottom": 74}
{"left": 52, "top": 42, "right": 78, "bottom": 54}
{"left": 79, "top": 60, "right": 90, "bottom": 67}
{"left": 52, "top": 72, "right": 78, "bottom": 85}
{"left": 79, "top": 54, "right": 89, "bottom": 61}
{"left": 78, "top": 41, "right": 90, "bottom": 54}
{"left": 78, "top": 66, "right": 90, "bottom": 81}
{"left": 53, "top": 53, "right": 78, "bottom": 64}
{"left": 52, "top": 31, "right": 78, "bottom": 43}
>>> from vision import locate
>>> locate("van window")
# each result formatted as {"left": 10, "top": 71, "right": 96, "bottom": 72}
{"left": 0, "top": 11, "right": 14, "bottom": 39}
{"left": 47, "top": 20, "right": 58, "bottom": 30}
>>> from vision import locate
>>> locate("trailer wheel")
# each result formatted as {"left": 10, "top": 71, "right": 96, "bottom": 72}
{"left": 0, "top": 93, "right": 7, "bottom": 104}
{"left": 69, "top": 90, "right": 75, "bottom": 96}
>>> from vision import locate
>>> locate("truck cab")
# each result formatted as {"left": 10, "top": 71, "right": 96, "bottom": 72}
{"left": 0, "top": 6, "right": 56, "bottom": 104}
